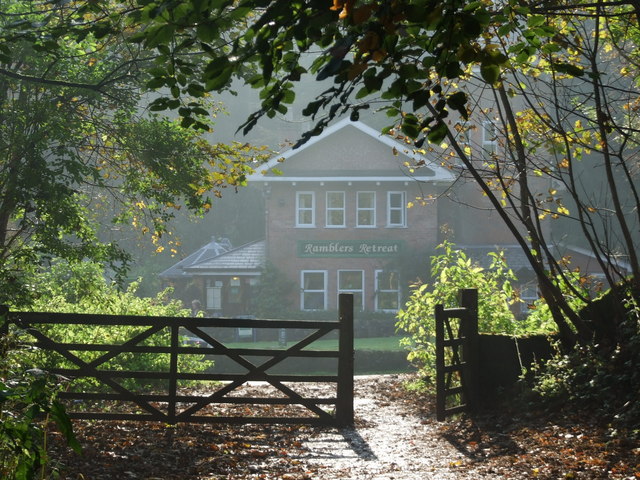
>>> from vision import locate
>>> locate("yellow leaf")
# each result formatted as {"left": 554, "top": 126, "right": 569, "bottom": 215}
{"left": 329, "top": 0, "right": 344, "bottom": 11}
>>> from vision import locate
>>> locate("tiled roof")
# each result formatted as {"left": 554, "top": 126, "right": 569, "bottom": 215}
{"left": 158, "top": 237, "right": 232, "bottom": 279}
{"left": 184, "top": 240, "right": 265, "bottom": 273}
{"left": 458, "top": 244, "right": 533, "bottom": 272}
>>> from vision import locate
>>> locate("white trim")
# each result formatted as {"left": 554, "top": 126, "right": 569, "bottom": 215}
{"left": 337, "top": 270, "right": 364, "bottom": 310}
{"left": 356, "top": 191, "right": 376, "bottom": 228}
{"left": 375, "top": 270, "right": 401, "bottom": 312}
{"left": 206, "top": 284, "right": 222, "bottom": 310}
{"left": 190, "top": 271, "right": 262, "bottom": 276}
{"left": 247, "top": 118, "right": 456, "bottom": 183}
{"left": 387, "top": 191, "right": 407, "bottom": 228}
{"left": 326, "top": 191, "right": 346, "bottom": 228}
{"left": 251, "top": 176, "right": 449, "bottom": 183}
{"left": 301, "top": 270, "right": 327, "bottom": 311}
{"left": 296, "top": 191, "right": 315, "bottom": 227}
{"left": 482, "top": 120, "right": 498, "bottom": 159}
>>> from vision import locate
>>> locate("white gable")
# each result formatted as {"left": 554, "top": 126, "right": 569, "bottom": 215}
{"left": 247, "top": 118, "right": 454, "bottom": 183}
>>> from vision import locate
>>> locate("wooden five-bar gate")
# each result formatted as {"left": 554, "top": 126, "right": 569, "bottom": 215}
{"left": 1, "top": 295, "right": 354, "bottom": 427}
{"left": 435, "top": 289, "right": 479, "bottom": 421}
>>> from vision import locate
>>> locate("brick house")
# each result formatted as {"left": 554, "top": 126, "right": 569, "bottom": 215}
{"left": 251, "top": 118, "right": 454, "bottom": 313}
{"left": 160, "top": 118, "right": 621, "bottom": 317}
{"left": 161, "top": 118, "right": 454, "bottom": 315}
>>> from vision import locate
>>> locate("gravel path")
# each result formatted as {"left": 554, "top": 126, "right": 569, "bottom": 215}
{"left": 298, "top": 375, "right": 498, "bottom": 479}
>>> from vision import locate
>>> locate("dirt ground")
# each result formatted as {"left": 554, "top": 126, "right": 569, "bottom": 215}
{"left": 297, "top": 374, "right": 490, "bottom": 479}
{"left": 49, "top": 374, "right": 639, "bottom": 479}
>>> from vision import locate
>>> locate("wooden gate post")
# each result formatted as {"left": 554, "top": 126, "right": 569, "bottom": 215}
{"left": 435, "top": 304, "right": 446, "bottom": 421}
{"left": 336, "top": 293, "right": 354, "bottom": 427}
{"left": 168, "top": 323, "right": 180, "bottom": 424}
{"left": 460, "top": 289, "right": 479, "bottom": 413}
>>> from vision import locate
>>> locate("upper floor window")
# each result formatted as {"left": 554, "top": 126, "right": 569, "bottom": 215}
{"left": 338, "top": 270, "right": 364, "bottom": 311}
{"left": 482, "top": 121, "right": 498, "bottom": 159}
{"left": 387, "top": 191, "right": 406, "bottom": 227}
{"left": 375, "top": 270, "right": 400, "bottom": 312}
{"left": 326, "top": 191, "right": 345, "bottom": 227}
{"left": 301, "top": 270, "right": 327, "bottom": 310}
{"left": 357, "top": 191, "right": 376, "bottom": 227}
{"left": 458, "top": 122, "right": 472, "bottom": 160}
{"left": 296, "top": 192, "right": 315, "bottom": 227}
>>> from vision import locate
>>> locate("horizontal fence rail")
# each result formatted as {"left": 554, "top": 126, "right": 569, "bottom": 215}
{"left": 3, "top": 294, "right": 355, "bottom": 427}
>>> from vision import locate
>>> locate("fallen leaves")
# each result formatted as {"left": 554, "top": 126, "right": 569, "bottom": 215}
{"left": 46, "top": 376, "right": 640, "bottom": 479}
{"left": 47, "top": 416, "right": 317, "bottom": 479}
{"left": 439, "top": 407, "right": 640, "bottom": 479}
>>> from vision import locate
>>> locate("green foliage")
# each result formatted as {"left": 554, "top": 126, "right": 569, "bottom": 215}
{"left": 1, "top": 327, "right": 80, "bottom": 480}
{"left": 396, "top": 241, "right": 550, "bottom": 379}
{"left": 531, "top": 293, "right": 640, "bottom": 436}
{"left": 20, "top": 260, "right": 213, "bottom": 391}
{"left": 0, "top": 2, "right": 270, "bottom": 304}
{"left": 523, "top": 271, "right": 591, "bottom": 334}
{"left": 249, "top": 262, "right": 296, "bottom": 319}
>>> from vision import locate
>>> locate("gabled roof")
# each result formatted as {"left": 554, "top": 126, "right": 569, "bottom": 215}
{"left": 159, "top": 237, "right": 232, "bottom": 279}
{"left": 183, "top": 240, "right": 265, "bottom": 274}
{"left": 459, "top": 244, "right": 533, "bottom": 273}
{"left": 562, "top": 244, "right": 631, "bottom": 270}
{"left": 247, "top": 118, "right": 455, "bottom": 183}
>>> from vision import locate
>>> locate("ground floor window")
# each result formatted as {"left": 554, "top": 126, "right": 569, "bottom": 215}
{"left": 375, "top": 270, "right": 400, "bottom": 311}
{"left": 228, "top": 277, "right": 242, "bottom": 304}
{"left": 206, "top": 280, "right": 223, "bottom": 310}
{"left": 301, "top": 270, "right": 327, "bottom": 310}
{"left": 519, "top": 282, "right": 539, "bottom": 315}
{"left": 338, "top": 270, "right": 364, "bottom": 311}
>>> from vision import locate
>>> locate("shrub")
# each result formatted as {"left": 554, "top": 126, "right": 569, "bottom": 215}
{"left": 1, "top": 260, "right": 214, "bottom": 479}
{"left": 396, "top": 241, "right": 551, "bottom": 380}
{"left": 1, "top": 325, "right": 80, "bottom": 479}
{"left": 23, "top": 274, "right": 213, "bottom": 391}
{"left": 531, "top": 290, "right": 640, "bottom": 436}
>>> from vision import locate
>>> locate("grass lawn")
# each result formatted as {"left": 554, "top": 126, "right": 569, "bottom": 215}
{"left": 228, "top": 335, "right": 407, "bottom": 352}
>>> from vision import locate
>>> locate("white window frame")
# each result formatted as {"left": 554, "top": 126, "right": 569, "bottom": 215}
{"left": 326, "top": 191, "right": 345, "bottom": 228}
{"left": 482, "top": 120, "right": 498, "bottom": 159}
{"left": 296, "top": 191, "right": 315, "bottom": 227}
{"left": 458, "top": 122, "right": 472, "bottom": 160}
{"left": 375, "top": 270, "right": 401, "bottom": 312}
{"left": 206, "top": 280, "right": 223, "bottom": 311}
{"left": 337, "top": 270, "right": 364, "bottom": 311}
{"left": 356, "top": 191, "right": 376, "bottom": 228}
{"left": 300, "top": 270, "right": 327, "bottom": 311}
{"left": 387, "top": 191, "right": 407, "bottom": 227}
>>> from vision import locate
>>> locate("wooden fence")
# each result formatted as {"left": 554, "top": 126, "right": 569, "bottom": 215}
{"left": 435, "top": 289, "right": 479, "bottom": 421}
{"left": 1, "top": 295, "right": 354, "bottom": 427}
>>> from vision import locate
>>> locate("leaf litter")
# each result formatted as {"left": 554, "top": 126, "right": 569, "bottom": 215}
{"left": 48, "top": 374, "right": 639, "bottom": 479}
